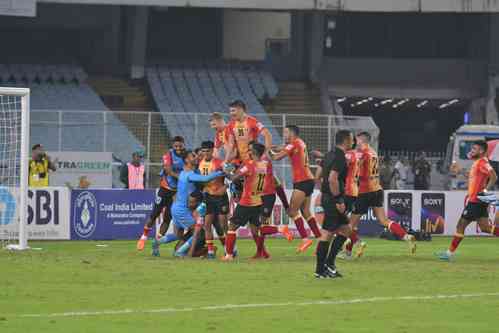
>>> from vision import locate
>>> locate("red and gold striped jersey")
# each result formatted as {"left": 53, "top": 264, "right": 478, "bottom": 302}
{"left": 226, "top": 116, "right": 264, "bottom": 162}
{"left": 198, "top": 158, "right": 226, "bottom": 196}
{"left": 358, "top": 146, "right": 382, "bottom": 194}
{"left": 238, "top": 159, "right": 268, "bottom": 206}
{"left": 345, "top": 150, "right": 362, "bottom": 197}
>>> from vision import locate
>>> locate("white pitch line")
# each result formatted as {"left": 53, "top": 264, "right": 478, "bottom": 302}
{"left": 13, "top": 292, "right": 499, "bottom": 319}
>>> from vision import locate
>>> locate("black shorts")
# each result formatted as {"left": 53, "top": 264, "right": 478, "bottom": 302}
{"left": 205, "top": 193, "right": 229, "bottom": 216}
{"left": 461, "top": 202, "right": 489, "bottom": 221}
{"left": 353, "top": 190, "right": 384, "bottom": 215}
{"left": 345, "top": 196, "right": 357, "bottom": 214}
{"left": 151, "top": 187, "right": 176, "bottom": 218}
{"left": 293, "top": 179, "right": 315, "bottom": 197}
{"left": 261, "top": 194, "right": 276, "bottom": 219}
{"left": 230, "top": 205, "right": 263, "bottom": 227}
{"left": 321, "top": 194, "right": 349, "bottom": 232}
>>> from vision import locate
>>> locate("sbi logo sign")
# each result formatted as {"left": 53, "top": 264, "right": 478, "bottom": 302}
{"left": 0, "top": 188, "right": 59, "bottom": 225}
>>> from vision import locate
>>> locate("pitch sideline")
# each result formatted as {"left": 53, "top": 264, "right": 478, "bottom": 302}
{"left": 15, "top": 292, "right": 499, "bottom": 319}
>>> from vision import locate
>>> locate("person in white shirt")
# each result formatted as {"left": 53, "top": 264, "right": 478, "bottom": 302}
{"left": 394, "top": 158, "right": 408, "bottom": 190}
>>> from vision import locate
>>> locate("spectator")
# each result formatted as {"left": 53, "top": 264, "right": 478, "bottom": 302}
{"left": 394, "top": 158, "right": 408, "bottom": 190}
{"left": 413, "top": 152, "right": 431, "bottom": 190}
{"left": 380, "top": 157, "right": 394, "bottom": 190}
{"left": 120, "top": 151, "right": 146, "bottom": 189}
{"left": 29, "top": 144, "right": 57, "bottom": 187}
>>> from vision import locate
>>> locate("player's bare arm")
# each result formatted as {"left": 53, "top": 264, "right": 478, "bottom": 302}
{"left": 261, "top": 127, "right": 272, "bottom": 152}
{"left": 487, "top": 169, "right": 497, "bottom": 190}
{"left": 268, "top": 148, "right": 287, "bottom": 161}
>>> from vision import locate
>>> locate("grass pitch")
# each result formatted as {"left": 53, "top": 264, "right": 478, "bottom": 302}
{"left": 1, "top": 237, "right": 499, "bottom": 333}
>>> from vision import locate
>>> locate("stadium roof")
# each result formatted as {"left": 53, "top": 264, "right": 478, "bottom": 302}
{"left": 35, "top": 0, "right": 499, "bottom": 12}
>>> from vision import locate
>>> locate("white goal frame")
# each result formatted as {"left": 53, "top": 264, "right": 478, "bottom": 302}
{"left": 0, "top": 87, "right": 30, "bottom": 250}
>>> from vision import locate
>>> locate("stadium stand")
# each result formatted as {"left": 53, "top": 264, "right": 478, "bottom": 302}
{"left": 146, "top": 61, "right": 280, "bottom": 148}
{"left": 0, "top": 64, "right": 143, "bottom": 187}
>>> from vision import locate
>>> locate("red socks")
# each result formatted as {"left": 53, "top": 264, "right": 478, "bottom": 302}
{"left": 307, "top": 216, "right": 321, "bottom": 238}
{"left": 226, "top": 231, "right": 236, "bottom": 255}
{"left": 252, "top": 234, "right": 265, "bottom": 254}
{"left": 346, "top": 229, "right": 358, "bottom": 252}
{"left": 449, "top": 233, "right": 464, "bottom": 252}
{"left": 388, "top": 221, "right": 407, "bottom": 239}
{"left": 260, "top": 225, "right": 279, "bottom": 235}
{"left": 207, "top": 240, "right": 214, "bottom": 254}
{"left": 142, "top": 227, "right": 151, "bottom": 237}
{"left": 293, "top": 216, "right": 309, "bottom": 239}
{"left": 275, "top": 184, "right": 289, "bottom": 210}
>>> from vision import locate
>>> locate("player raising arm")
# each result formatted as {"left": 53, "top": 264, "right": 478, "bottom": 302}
{"left": 437, "top": 141, "right": 499, "bottom": 261}
{"left": 270, "top": 125, "right": 322, "bottom": 253}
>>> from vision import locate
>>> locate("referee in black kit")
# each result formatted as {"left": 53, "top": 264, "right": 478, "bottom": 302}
{"left": 315, "top": 130, "right": 354, "bottom": 279}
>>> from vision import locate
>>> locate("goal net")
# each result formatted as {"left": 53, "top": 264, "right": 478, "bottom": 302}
{"left": 0, "top": 87, "right": 30, "bottom": 250}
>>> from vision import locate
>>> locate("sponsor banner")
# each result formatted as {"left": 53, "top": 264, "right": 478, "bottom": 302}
{"left": 0, "top": 187, "right": 70, "bottom": 240}
{"left": 387, "top": 192, "right": 413, "bottom": 230}
{"left": 71, "top": 189, "right": 155, "bottom": 240}
{"left": 48, "top": 152, "right": 113, "bottom": 188}
{"left": 421, "top": 193, "right": 445, "bottom": 234}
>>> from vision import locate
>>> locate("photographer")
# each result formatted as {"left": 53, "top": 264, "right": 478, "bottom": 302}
{"left": 29, "top": 144, "right": 57, "bottom": 187}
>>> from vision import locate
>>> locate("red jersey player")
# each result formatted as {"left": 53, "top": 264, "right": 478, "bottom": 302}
{"left": 198, "top": 140, "right": 229, "bottom": 259}
{"left": 249, "top": 142, "right": 293, "bottom": 259}
{"left": 136, "top": 136, "right": 185, "bottom": 251}
{"left": 209, "top": 112, "right": 228, "bottom": 160}
{"left": 222, "top": 142, "right": 269, "bottom": 261}
{"left": 437, "top": 140, "right": 498, "bottom": 261}
{"left": 341, "top": 148, "right": 364, "bottom": 258}
{"left": 270, "top": 125, "right": 322, "bottom": 253}
{"left": 348, "top": 132, "right": 416, "bottom": 255}
{"left": 224, "top": 100, "right": 272, "bottom": 164}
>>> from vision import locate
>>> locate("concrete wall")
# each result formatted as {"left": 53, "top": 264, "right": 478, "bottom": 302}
{"left": 222, "top": 10, "right": 290, "bottom": 61}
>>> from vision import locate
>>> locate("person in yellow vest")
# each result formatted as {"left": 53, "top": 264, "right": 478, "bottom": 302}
{"left": 29, "top": 144, "right": 57, "bottom": 187}
{"left": 120, "top": 151, "right": 146, "bottom": 189}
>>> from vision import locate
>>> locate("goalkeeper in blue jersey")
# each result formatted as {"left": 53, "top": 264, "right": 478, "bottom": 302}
{"left": 152, "top": 150, "right": 224, "bottom": 257}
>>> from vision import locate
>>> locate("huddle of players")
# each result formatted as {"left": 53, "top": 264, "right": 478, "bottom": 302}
{"left": 136, "top": 100, "right": 323, "bottom": 259}
{"left": 135, "top": 99, "right": 497, "bottom": 271}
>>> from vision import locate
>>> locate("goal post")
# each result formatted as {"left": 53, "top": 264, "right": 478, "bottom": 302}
{"left": 0, "top": 87, "right": 30, "bottom": 250}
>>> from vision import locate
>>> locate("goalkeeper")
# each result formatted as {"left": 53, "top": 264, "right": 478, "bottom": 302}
{"left": 152, "top": 150, "right": 224, "bottom": 257}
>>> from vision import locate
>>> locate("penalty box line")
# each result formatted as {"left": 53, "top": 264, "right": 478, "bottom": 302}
{"left": 14, "top": 292, "right": 499, "bottom": 319}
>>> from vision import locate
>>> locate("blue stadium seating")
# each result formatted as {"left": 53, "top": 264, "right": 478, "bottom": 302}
{"left": 0, "top": 64, "right": 143, "bottom": 187}
{"left": 147, "top": 61, "right": 280, "bottom": 148}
